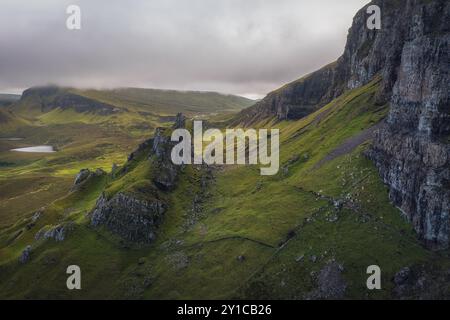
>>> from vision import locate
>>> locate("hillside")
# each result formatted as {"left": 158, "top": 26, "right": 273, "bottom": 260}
{"left": 0, "top": 0, "right": 448, "bottom": 300}
{"left": 0, "top": 94, "right": 20, "bottom": 107}
{"left": 0, "top": 87, "right": 252, "bottom": 231}
{"left": 74, "top": 87, "right": 255, "bottom": 115}
{"left": 10, "top": 86, "right": 254, "bottom": 120}
{"left": 1, "top": 78, "right": 449, "bottom": 299}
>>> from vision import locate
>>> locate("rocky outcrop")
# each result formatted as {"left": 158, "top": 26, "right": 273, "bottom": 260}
{"left": 72, "top": 168, "right": 106, "bottom": 191}
{"left": 236, "top": 0, "right": 448, "bottom": 125}
{"left": 35, "top": 222, "right": 75, "bottom": 242}
{"left": 307, "top": 261, "right": 347, "bottom": 299}
{"left": 89, "top": 116, "right": 187, "bottom": 243}
{"left": 19, "top": 245, "right": 32, "bottom": 264}
{"left": 173, "top": 112, "right": 186, "bottom": 129}
{"left": 367, "top": 0, "right": 450, "bottom": 249}
{"left": 237, "top": 0, "right": 449, "bottom": 249}
{"left": 151, "top": 127, "right": 180, "bottom": 190}
{"left": 392, "top": 265, "right": 450, "bottom": 299}
{"left": 151, "top": 113, "right": 187, "bottom": 190}
{"left": 90, "top": 192, "right": 166, "bottom": 244}
{"left": 74, "top": 169, "right": 91, "bottom": 185}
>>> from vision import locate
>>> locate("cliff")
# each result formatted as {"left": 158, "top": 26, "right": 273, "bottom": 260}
{"left": 238, "top": 0, "right": 450, "bottom": 248}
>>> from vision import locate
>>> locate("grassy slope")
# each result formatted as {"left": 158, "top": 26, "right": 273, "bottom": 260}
{"left": 0, "top": 79, "right": 448, "bottom": 299}
{"left": 0, "top": 87, "right": 253, "bottom": 229}
{"left": 73, "top": 88, "right": 255, "bottom": 115}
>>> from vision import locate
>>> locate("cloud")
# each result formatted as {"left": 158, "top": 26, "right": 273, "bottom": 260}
{"left": 0, "top": 0, "right": 370, "bottom": 98}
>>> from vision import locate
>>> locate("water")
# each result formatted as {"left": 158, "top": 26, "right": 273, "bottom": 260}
{"left": 0, "top": 137, "right": 24, "bottom": 141}
{"left": 11, "top": 146, "right": 55, "bottom": 153}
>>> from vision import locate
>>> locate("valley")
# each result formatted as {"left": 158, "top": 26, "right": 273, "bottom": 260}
{"left": 0, "top": 0, "right": 448, "bottom": 301}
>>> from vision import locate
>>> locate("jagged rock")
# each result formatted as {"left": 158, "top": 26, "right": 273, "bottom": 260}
{"left": 72, "top": 168, "right": 106, "bottom": 191}
{"left": 127, "top": 138, "right": 153, "bottom": 162}
{"left": 308, "top": 261, "right": 347, "bottom": 299}
{"left": 151, "top": 128, "right": 180, "bottom": 190}
{"left": 366, "top": 0, "right": 450, "bottom": 249}
{"left": 19, "top": 245, "right": 32, "bottom": 264}
{"left": 31, "top": 210, "right": 43, "bottom": 223}
{"left": 394, "top": 267, "right": 411, "bottom": 286}
{"left": 74, "top": 169, "right": 91, "bottom": 185}
{"left": 238, "top": 0, "right": 448, "bottom": 249}
{"left": 166, "top": 252, "right": 189, "bottom": 271}
{"left": 35, "top": 222, "right": 75, "bottom": 242}
{"left": 173, "top": 113, "right": 186, "bottom": 129}
{"left": 26, "top": 210, "right": 43, "bottom": 230}
{"left": 232, "top": 0, "right": 449, "bottom": 250}
{"left": 391, "top": 265, "right": 450, "bottom": 299}
{"left": 90, "top": 192, "right": 166, "bottom": 244}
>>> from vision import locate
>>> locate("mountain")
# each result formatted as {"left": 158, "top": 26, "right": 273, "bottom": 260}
{"left": 0, "top": 94, "right": 20, "bottom": 107}
{"left": 10, "top": 86, "right": 254, "bottom": 119}
{"left": 0, "top": 109, "right": 27, "bottom": 133}
{"left": 238, "top": 0, "right": 450, "bottom": 249}
{"left": 0, "top": 0, "right": 449, "bottom": 300}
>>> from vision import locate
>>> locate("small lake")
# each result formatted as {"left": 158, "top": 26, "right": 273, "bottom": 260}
{"left": 11, "top": 146, "right": 56, "bottom": 153}
{"left": 0, "top": 137, "right": 24, "bottom": 141}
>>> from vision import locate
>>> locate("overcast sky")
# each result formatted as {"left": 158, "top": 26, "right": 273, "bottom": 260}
{"left": 0, "top": 0, "right": 369, "bottom": 99}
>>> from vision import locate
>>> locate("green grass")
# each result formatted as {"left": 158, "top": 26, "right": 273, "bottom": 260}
{"left": 0, "top": 79, "right": 448, "bottom": 299}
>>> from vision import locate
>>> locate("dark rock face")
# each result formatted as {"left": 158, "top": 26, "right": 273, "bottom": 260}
{"left": 127, "top": 138, "right": 153, "bottom": 162}
{"left": 151, "top": 127, "right": 180, "bottom": 190}
{"left": 236, "top": 0, "right": 448, "bottom": 125}
{"left": 172, "top": 113, "right": 186, "bottom": 129}
{"left": 392, "top": 265, "right": 450, "bottom": 299}
{"left": 91, "top": 192, "right": 166, "bottom": 244}
{"left": 19, "top": 245, "right": 32, "bottom": 264}
{"left": 72, "top": 168, "right": 106, "bottom": 191}
{"left": 74, "top": 169, "right": 91, "bottom": 185}
{"left": 90, "top": 117, "right": 186, "bottom": 243}
{"left": 367, "top": 0, "right": 450, "bottom": 249}
{"left": 308, "top": 261, "right": 347, "bottom": 299}
{"left": 35, "top": 222, "right": 75, "bottom": 242}
{"left": 238, "top": 0, "right": 449, "bottom": 250}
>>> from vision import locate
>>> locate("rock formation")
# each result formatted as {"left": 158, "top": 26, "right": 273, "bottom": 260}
{"left": 90, "top": 192, "right": 166, "bottom": 244}
{"left": 237, "top": 0, "right": 450, "bottom": 249}
{"left": 89, "top": 114, "right": 186, "bottom": 243}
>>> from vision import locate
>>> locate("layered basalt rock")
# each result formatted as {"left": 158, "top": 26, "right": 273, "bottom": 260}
{"left": 89, "top": 114, "right": 185, "bottom": 243}
{"left": 90, "top": 192, "right": 166, "bottom": 244}
{"left": 236, "top": 0, "right": 448, "bottom": 125}
{"left": 367, "top": 0, "right": 450, "bottom": 249}
{"left": 237, "top": 0, "right": 449, "bottom": 249}
{"left": 151, "top": 127, "right": 180, "bottom": 190}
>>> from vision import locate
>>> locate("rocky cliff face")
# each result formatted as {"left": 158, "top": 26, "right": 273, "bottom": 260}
{"left": 90, "top": 192, "right": 166, "bottom": 244}
{"left": 239, "top": 0, "right": 449, "bottom": 249}
{"left": 367, "top": 0, "right": 449, "bottom": 249}
{"left": 237, "top": 0, "right": 448, "bottom": 125}
{"left": 89, "top": 114, "right": 185, "bottom": 243}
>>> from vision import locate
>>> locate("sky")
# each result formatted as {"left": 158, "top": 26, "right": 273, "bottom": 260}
{"left": 0, "top": 0, "right": 370, "bottom": 99}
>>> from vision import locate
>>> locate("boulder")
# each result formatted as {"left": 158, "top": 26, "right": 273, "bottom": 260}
{"left": 90, "top": 192, "right": 166, "bottom": 244}
{"left": 19, "top": 245, "right": 32, "bottom": 264}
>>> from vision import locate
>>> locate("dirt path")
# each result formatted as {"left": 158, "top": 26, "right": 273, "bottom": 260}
{"left": 314, "top": 122, "right": 383, "bottom": 169}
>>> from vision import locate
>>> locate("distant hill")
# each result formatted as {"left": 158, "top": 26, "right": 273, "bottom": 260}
{"left": 0, "top": 108, "right": 27, "bottom": 132}
{"left": 0, "top": 94, "right": 20, "bottom": 107}
{"left": 10, "top": 86, "right": 254, "bottom": 119}
{"left": 74, "top": 87, "right": 255, "bottom": 115}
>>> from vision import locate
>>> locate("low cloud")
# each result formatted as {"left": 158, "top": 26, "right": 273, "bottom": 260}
{"left": 0, "top": 0, "right": 369, "bottom": 98}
